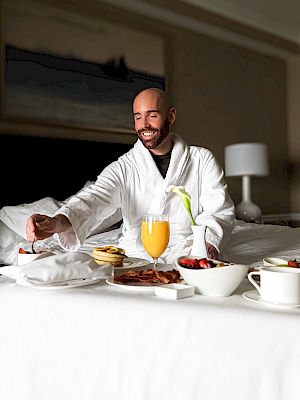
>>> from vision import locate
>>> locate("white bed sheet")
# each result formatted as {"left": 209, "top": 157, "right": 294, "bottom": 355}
{"left": 1, "top": 197, "right": 300, "bottom": 400}
{"left": 77, "top": 219, "right": 300, "bottom": 266}
{"left": 1, "top": 195, "right": 300, "bottom": 266}
{"left": 225, "top": 220, "right": 300, "bottom": 265}
{"left": 0, "top": 194, "right": 122, "bottom": 264}
{"left": 0, "top": 276, "right": 300, "bottom": 400}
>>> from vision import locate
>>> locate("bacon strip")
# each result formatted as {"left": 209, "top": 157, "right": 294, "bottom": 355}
{"left": 114, "top": 269, "right": 181, "bottom": 285}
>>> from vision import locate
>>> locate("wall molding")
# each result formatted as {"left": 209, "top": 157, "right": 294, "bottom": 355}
{"left": 100, "top": 0, "right": 300, "bottom": 59}
{"left": 182, "top": 0, "right": 300, "bottom": 45}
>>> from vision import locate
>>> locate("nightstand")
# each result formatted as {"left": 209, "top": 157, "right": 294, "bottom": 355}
{"left": 262, "top": 214, "right": 300, "bottom": 227}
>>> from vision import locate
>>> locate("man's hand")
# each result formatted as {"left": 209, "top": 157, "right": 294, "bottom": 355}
{"left": 205, "top": 242, "right": 219, "bottom": 260}
{"left": 26, "top": 214, "right": 71, "bottom": 242}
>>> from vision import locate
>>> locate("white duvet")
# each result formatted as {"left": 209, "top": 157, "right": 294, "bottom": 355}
{"left": 1, "top": 195, "right": 300, "bottom": 266}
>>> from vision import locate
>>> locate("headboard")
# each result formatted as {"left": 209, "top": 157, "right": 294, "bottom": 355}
{"left": 1, "top": 134, "right": 132, "bottom": 208}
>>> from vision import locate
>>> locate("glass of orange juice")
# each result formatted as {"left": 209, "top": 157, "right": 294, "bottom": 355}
{"left": 141, "top": 214, "right": 170, "bottom": 270}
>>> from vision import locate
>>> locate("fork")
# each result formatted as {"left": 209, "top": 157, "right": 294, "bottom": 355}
{"left": 31, "top": 239, "right": 36, "bottom": 254}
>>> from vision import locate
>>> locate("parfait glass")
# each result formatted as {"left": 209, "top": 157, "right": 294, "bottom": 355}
{"left": 141, "top": 214, "right": 170, "bottom": 270}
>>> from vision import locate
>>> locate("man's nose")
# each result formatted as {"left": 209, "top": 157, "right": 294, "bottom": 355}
{"left": 141, "top": 115, "right": 151, "bottom": 128}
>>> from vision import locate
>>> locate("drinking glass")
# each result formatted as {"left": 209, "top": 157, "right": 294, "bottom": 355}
{"left": 141, "top": 214, "right": 170, "bottom": 270}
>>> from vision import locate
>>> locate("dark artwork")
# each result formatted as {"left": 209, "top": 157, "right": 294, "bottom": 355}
{"left": 5, "top": 45, "right": 165, "bottom": 130}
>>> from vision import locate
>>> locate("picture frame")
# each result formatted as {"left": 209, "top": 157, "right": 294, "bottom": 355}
{"left": 0, "top": 0, "right": 166, "bottom": 142}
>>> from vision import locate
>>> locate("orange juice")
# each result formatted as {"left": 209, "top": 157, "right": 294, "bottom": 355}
{"left": 141, "top": 220, "right": 170, "bottom": 259}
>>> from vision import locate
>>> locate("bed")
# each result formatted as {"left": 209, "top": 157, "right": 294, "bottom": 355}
{"left": 1, "top": 132, "right": 299, "bottom": 267}
{"left": 0, "top": 214, "right": 300, "bottom": 400}
{"left": 1, "top": 185, "right": 300, "bottom": 267}
{"left": 1, "top": 134, "right": 300, "bottom": 400}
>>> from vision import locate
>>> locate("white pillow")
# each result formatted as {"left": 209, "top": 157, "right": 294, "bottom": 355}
{"left": 0, "top": 197, "right": 64, "bottom": 239}
{"left": 0, "top": 221, "right": 24, "bottom": 265}
{"left": 0, "top": 181, "right": 122, "bottom": 240}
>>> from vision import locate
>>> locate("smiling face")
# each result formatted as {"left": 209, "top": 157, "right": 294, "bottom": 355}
{"left": 133, "top": 88, "right": 176, "bottom": 154}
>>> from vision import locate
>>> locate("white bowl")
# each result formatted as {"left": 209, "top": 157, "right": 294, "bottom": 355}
{"left": 17, "top": 251, "right": 54, "bottom": 266}
{"left": 175, "top": 256, "right": 248, "bottom": 297}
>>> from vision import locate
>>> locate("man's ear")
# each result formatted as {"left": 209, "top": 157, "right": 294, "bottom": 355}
{"left": 168, "top": 107, "right": 176, "bottom": 126}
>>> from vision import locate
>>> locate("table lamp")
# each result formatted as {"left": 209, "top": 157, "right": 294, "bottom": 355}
{"left": 224, "top": 143, "right": 269, "bottom": 223}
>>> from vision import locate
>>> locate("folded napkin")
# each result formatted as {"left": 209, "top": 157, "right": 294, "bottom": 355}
{"left": 0, "top": 253, "right": 112, "bottom": 286}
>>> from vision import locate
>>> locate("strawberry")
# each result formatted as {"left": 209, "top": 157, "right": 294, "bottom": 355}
{"left": 18, "top": 248, "right": 31, "bottom": 254}
{"left": 179, "top": 258, "right": 199, "bottom": 269}
{"left": 18, "top": 248, "right": 27, "bottom": 254}
{"left": 198, "top": 258, "right": 210, "bottom": 268}
{"left": 288, "top": 259, "right": 299, "bottom": 268}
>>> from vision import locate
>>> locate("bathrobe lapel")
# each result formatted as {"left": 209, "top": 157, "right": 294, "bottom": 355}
{"left": 130, "top": 133, "right": 191, "bottom": 214}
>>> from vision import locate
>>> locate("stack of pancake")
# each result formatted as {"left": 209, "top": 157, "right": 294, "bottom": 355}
{"left": 92, "top": 246, "right": 127, "bottom": 267}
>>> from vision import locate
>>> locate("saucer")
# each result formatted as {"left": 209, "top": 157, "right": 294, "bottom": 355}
{"left": 242, "top": 290, "right": 300, "bottom": 309}
{"left": 262, "top": 257, "right": 289, "bottom": 267}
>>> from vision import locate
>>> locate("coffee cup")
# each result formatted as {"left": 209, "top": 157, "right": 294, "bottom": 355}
{"left": 248, "top": 267, "right": 300, "bottom": 305}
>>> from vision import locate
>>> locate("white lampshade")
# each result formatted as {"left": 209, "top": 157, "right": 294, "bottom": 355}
{"left": 225, "top": 143, "right": 269, "bottom": 177}
{"left": 224, "top": 142, "right": 269, "bottom": 223}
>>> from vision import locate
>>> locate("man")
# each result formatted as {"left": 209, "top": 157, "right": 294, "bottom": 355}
{"left": 26, "top": 87, "right": 234, "bottom": 261}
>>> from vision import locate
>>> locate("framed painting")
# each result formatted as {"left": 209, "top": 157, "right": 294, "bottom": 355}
{"left": 0, "top": 0, "right": 166, "bottom": 140}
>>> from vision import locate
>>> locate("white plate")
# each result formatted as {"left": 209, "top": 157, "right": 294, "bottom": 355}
{"left": 106, "top": 277, "right": 162, "bottom": 293}
{"left": 17, "top": 276, "right": 105, "bottom": 290}
{"left": 114, "top": 257, "right": 150, "bottom": 270}
{"left": 242, "top": 290, "right": 300, "bottom": 309}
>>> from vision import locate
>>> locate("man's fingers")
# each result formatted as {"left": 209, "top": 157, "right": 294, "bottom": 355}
{"left": 26, "top": 230, "right": 35, "bottom": 242}
{"left": 26, "top": 215, "right": 37, "bottom": 241}
{"left": 26, "top": 216, "right": 37, "bottom": 232}
{"left": 206, "top": 242, "right": 219, "bottom": 260}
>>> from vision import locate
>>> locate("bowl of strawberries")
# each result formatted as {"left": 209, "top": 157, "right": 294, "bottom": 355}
{"left": 175, "top": 255, "right": 248, "bottom": 297}
{"left": 17, "top": 247, "right": 53, "bottom": 266}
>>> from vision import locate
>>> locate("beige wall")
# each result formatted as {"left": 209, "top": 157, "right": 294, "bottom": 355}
{"left": 169, "top": 30, "right": 288, "bottom": 214}
{"left": 287, "top": 55, "right": 300, "bottom": 213}
{"left": 2, "top": 0, "right": 292, "bottom": 214}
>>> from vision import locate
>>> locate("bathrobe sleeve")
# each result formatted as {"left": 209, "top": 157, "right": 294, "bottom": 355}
{"left": 54, "top": 160, "right": 127, "bottom": 251}
{"left": 195, "top": 148, "right": 235, "bottom": 253}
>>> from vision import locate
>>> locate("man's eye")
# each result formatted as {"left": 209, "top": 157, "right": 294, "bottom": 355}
{"left": 134, "top": 115, "right": 141, "bottom": 120}
{"left": 149, "top": 114, "right": 157, "bottom": 118}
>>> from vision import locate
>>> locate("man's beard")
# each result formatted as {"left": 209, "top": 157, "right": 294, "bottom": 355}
{"left": 136, "top": 119, "right": 169, "bottom": 150}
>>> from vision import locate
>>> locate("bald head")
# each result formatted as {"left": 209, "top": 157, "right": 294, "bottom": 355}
{"left": 133, "top": 88, "right": 170, "bottom": 115}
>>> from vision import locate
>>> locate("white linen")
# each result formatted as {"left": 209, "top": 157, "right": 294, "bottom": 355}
{"left": 0, "top": 220, "right": 24, "bottom": 265}
{"left": 0, "top": 189, "right": 122, "bottom": 265}
{"left": 224, "top": 220, "right": 300, "bottom": 265}
{"left": 0, "top": 187, "right": 122, "bottom": 240}
{"left": 1, "top": 198, "right": 299, "bottom": 267}
{"left": 1, "top": 275, "right": 300, "bottom": 400}
{"left": 73, "top": 220, "right": 300, "bottom": 266}
{"left": 0, "top": 253, "right": 112, "bottom": 286}
{"left": 0, "top": 197, "right": 65, "bottom": 238}
{"left": 56, "top": 134, "right": 235, "bottom": 260}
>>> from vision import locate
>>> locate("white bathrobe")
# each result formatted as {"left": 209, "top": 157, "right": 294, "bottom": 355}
{"left": 56, "top": 134, "right": 235, "bottom": 263}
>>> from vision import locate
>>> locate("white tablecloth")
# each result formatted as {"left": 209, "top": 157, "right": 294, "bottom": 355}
{"left": 1, "top": 274, "right": 300, "bottom": 400}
